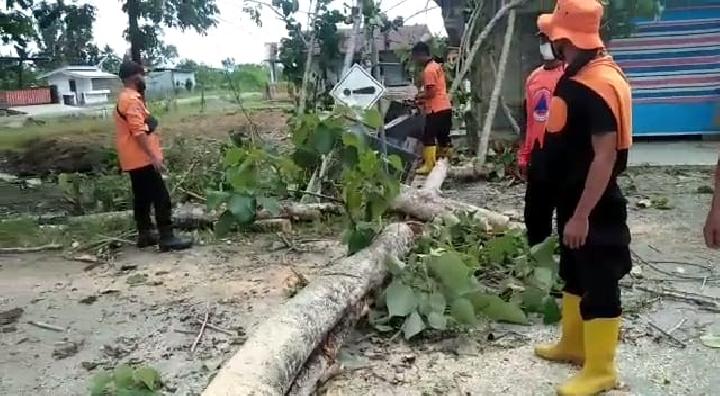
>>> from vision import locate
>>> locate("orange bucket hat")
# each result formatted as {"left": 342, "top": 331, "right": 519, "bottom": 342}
{"left": 537, "top": 0, "right": 604, "bottom": 50}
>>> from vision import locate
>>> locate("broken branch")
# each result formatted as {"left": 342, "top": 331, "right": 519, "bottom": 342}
{"left": 192, "top": 310, "right": 211, "bottom": 353}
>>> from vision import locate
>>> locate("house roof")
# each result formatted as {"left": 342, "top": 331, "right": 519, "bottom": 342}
{"left": 40, "top": 66, "right": 118, "bottom": 80}
{"left": 339, "top": 24, "right": 431, "bottom": 53}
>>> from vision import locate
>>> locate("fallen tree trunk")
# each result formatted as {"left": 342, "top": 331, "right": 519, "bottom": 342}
{"left": 45, "top": 202, "right": 342, "bottom": 230}
{"left": 447, "top": 161, "right": 493, "bottom": 182}
{"left": 203, "top": 160, "right": 509, "bottom": 395}
{"left": 202, "top": 222, "right": 416, "bottom": 395}
{"left": 392, "top": 159, "right": 510, "bottom": 231}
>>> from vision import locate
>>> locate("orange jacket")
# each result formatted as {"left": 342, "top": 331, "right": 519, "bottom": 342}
{"left": 518, "top": 65, "right": 564, "bottom": 167}
{"left": 114, "top": 88, "right": 163, "bottom": 171}
{"left": 422, "top": 60, "right": 452, "bottom": 114}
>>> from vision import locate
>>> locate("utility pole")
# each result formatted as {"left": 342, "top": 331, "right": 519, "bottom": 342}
{"left": 342, "top": 0, "right": 363, "bottom": 74}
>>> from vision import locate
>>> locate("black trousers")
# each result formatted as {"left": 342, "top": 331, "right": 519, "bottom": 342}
{"left": 423, "top": 110, "right": 453, "bottom": 147}
{"left": 559, "top": 245, "right": 631, "bottom": 320}
{"left": 557, "top": 188, "right": 632, "bottom": 320}
{"left": 128, "top": 165, "right": 173, "bottom": 231}
{"left": 524, "top": 175, "right": 555, "bottom": 247}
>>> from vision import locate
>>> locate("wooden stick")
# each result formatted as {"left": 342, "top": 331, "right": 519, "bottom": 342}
{"left": 645, "top": 318, "right": 687, "bottom": 348}
{"left": 27, "top": 320, "right": 65, "bottom": 332}
{"left": 477, "top": 9, "right": 516, "bottom": 165}
{"left": 195, "top": 319, "right": 236, "bottom": 337}
{"left": 0, "top": 244, "right": 63, "bottom": 254}
{"left": 192, "top": 310, "right": 211, "bottom": 353}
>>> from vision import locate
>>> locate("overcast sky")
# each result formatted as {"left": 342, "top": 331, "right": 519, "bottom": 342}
{"left": 85, "top": 0, "right": 446, "bottom": 66}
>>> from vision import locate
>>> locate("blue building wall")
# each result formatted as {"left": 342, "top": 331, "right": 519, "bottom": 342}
{"left": 609, "top": 1, "right": 720, "bottom": 136}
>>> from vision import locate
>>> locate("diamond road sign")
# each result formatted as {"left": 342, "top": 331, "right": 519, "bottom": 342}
{"left": 331, "top": 64, "right": 386, "bottom": 110}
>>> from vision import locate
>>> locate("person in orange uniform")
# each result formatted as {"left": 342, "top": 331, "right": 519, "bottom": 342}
{"left": 115, "top": 61, "right": 192, "bottom": 252}
{"left": 519, "top": 33, "right": 565, "bottom": 246}
{"left": 533, "top": 1, "right": 633, "bottom": 395}
{"left": 411, "top": 42, "right": 453, "bottom": 175}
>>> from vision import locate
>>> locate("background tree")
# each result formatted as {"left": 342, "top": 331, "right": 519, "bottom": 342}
{"left": 121, "top": 0, "right": 219, "bottom": 64}
{"left": 35, "top": 1, "right": 99, "bottom": 67}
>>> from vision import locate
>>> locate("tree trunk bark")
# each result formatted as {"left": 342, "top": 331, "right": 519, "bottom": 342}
{"left": 297, "top": 1, "right": 321, "bottom": 115}
{"left": 202, "top": 222, "right": 417, "bottom": 395}
{"left": 342, "top": 0, "right": 363, "bottom": 74}
{"left": 450, "top": 0, "right": 528, "bottom": 94}
{"left": 126, "top": 0, "right": 142, "bottom": 63}
{"left": 477, "top": 9, "right": 516, "bottom": 166}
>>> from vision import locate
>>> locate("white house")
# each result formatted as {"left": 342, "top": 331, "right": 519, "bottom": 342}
{"left": 153, "top": 67, "right": 196, "bottom": 91}
{"left": 40, "top": 65, "right": 119, "bottom": 105}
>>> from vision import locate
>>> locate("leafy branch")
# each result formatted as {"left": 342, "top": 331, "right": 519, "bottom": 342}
{"left": 372, "top": 213, "right": 562, "bottom": 339}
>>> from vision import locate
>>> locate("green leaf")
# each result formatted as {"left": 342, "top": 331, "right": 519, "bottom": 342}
{"left": 386, "top": 281, "right": 417, "bottom": 318}
{"left": 134, "top": 366, "right": 161, "bottom": 391}
{"left": 484, "top": 299, "right": 528, "bottom": 325}
{"left": 427, "top": 311, "right": 447, "bottom": 330}
{"left": 521, "top": 286, "right": 546, "bottom": 313}
{"left": 532, "top": 267, "right": 554, "bottom": 292}
{"left": 428, "top": 252, "right": 472, "bottom": 295}
{"left": 700, "top": 334, "right": 720, "bottom": 349}
{"left": 345, "top": 225, "right": 376, "bottom": 255}
{"left": 542, "top": 297, "right": 562, "bottom": 325}
{"left": 388, "top": 154, "right": 403, "bottom": 171}
{"left": 113, "top": 364, "right": 134, "bottom": 389}
{"left": 530, "top": 237, "right": 557, "bottom": 269}
{"left": 206, "top": 191, "right": 230, "bottom": 210}
{"left": 214, "top": 211, "right": 236, "bottom": 237}
{"left": 484, "top": 234, "right": 520, "bottom": 263}
{"left": 450, "top": 298, "right": 476, "bottom": 325}
{"left": 257, "top": 196, "right": 281, "bottom": 216}
{"left": 228, "top": 194, "right": 257, "bottom": 224}
{"left": 428, "top": 292, "right": 446, "bottom": 313}
{"left": 224, "top": 147, "right": 244, "bottom": 166}
{"left": 402, "top": 310, "right": 425, "bottom": 339}
{"left": 88, "top": 372, "right": 113, "bottom": 396}
{"left": 310, "top": 123, "right": 338, "bottom": 155}
{"left": 363, "top": 108, "right": 382, "bottom": 129}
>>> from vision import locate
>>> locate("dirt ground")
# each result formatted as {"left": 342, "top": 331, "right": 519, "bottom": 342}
{"left": 321, "top": 167, "right": 720, "bottom": 396}
{"left": 0, "top": 232, "right": 346, "bottom": 395}
{"left": 1, "top": 166, "right": 719, "bottom": 395}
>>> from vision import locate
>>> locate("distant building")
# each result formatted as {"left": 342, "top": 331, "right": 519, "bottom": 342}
{"left": 152, "top": 67, "right": 196, "bottom": 92}
{"left": 40, "top": 65, "right": 120, "bottom": 105}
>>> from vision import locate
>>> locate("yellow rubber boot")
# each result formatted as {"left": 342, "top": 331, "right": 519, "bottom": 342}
{"left": 535, "top": 293, "right": 584, "bottom": 365}
{"left": 416, "top": 146, "right": 437, "bottom": 175}
{"left": 556, "top": 318, "right": 620, "bottom": 396}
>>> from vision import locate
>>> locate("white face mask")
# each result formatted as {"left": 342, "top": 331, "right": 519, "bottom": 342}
{"left": 540, "top": 42, "right": 555, "bottom": 61}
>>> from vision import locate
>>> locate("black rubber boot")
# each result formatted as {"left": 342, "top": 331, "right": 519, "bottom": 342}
{"left": 137, "top": 230, "right": 158, "bottom": 248}
{"left": 158, "top": 227, "right": 192, "bottom": 252}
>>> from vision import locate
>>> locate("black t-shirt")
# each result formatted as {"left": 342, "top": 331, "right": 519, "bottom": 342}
{"left": 542, "top": 77, "right": 630, "bottom": 246}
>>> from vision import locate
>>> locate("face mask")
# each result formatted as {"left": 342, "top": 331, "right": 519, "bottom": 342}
{"left": 540, "top": 42, "right": 555, "bottom": 61}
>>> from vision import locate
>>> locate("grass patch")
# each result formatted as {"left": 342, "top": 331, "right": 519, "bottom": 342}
{"left": 0, "top": 118, "right": 111, "bottom": 151}
{"left": 0, "top": 216, "right": 134, "bottom": 249}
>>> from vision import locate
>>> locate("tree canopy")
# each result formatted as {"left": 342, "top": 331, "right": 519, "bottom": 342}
{"left": 122, "top": 0, "right": 219, "bottom": 65}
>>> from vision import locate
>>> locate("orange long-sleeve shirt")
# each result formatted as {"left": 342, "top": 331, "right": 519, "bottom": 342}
{"left": 114, "top": 88, "right": 163, "bottom": 171}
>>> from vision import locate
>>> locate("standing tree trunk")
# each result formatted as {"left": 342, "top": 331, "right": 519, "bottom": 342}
{"left": 342, "top": 0, "right": 363, "bottom": 74}
{"left": 126, "top": 0, "right": 142, "bottom": 63}
{"left": 477, "top": 9, "right": 516, "bottom": 165}
{"left": 297, "top": 0, "right": 321, "bottom": 115}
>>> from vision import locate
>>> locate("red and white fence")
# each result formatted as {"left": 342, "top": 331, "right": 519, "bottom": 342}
{"left": 0, "top": 87, "right": 52, "bottom": 107}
